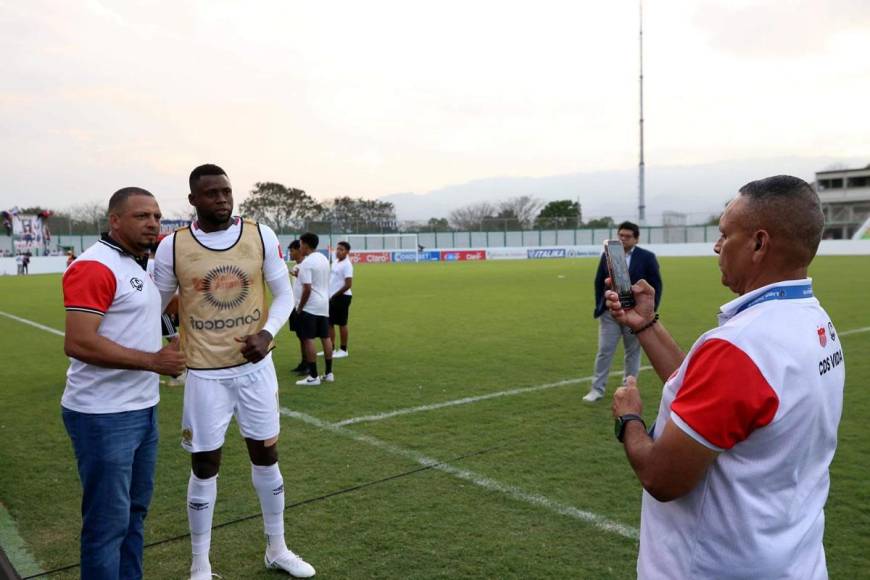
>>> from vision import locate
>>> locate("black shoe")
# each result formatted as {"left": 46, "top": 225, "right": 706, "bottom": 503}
{"left": 292, "top": 363, "right": 308, "bottom": 375}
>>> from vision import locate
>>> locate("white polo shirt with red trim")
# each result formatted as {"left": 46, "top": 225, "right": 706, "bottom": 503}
{"left": 638, "top": 278, "right": 844, "bottom": 580}
{"left": 62, "top": 236, "right": 162, "bottom": 414}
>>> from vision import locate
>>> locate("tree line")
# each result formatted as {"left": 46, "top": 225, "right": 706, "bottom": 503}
{"left": 190, "top": 181, "right": 614, "bottom": 234}
{"left": 11, "top": 184, "right": 702, "bottom": 237}
{"left": 437, "top": 197, "right": 615, "bottom": 231}
{"left": 238, "top": 183, "right": 398, "bottom": 234}
{"left": 241, "top": 186, "right": 618, "bottom": 233}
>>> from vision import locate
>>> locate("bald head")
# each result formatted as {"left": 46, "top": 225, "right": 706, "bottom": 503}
{"left": 737, "top": 175, "right": 825, "bottom": 268}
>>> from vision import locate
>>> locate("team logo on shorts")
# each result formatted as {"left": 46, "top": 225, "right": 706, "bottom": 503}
{"left": 201, "top": 264, "right": 251, "bottom": 311}
{"left": 182, "top": 427, "right": 193, "bottom": 446}
{"left": 817, "top": 326, "right": 827, "bottom": 347}
{"left": 828, "top": 321, "right": 837, "bottom": 342}
{"left": 130, "top": 277, "right": 144, "bottom": 291}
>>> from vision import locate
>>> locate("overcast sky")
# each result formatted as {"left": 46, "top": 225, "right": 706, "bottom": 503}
{"left": 1, "top": 0, "right": 868, "bottom": 218}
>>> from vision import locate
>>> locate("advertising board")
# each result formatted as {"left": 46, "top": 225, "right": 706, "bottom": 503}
{"left": 440, "top": 250, "right": 487, "bottom": 262}
{"left": 391, "top": 251, "right": 418, "bottom": 263}
{"left": 350, "top": 251, "right": 392, "bottom": 264}
{"left": 527, "top": 248, "right": 566, "bottom": 259}
{"left": 419, "top": 250, "right": 441, "bottom": 262}
{"left": 486, "top": 248, "right": 529, "bottom": 260}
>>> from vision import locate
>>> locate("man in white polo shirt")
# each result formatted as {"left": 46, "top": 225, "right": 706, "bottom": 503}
{"left": 607, "top": 175, "right": 844, "bottom": 579}
{"left": 62, "top": 187, "right": 185, "bottom": 579}
{"left": 295, "top": 232, "right": 333, "bottom": 386}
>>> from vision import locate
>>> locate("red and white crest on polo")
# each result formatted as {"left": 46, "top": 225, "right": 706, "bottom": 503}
{"left": 817, "top": 326, "right": 827, "bottom": 347}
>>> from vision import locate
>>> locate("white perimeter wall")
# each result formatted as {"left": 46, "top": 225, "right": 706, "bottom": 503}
{"left": 0, "top": 256, "right": 69, "bottom": 275}
{"left": 483, "top": 240, "right": 870, "bottom": 259}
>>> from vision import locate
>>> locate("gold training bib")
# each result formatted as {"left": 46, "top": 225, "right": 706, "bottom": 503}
{"left": 174, "top": 219, "right": 273, "bottom": 370}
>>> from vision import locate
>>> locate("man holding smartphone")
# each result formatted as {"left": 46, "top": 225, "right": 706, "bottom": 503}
{"left": 607, "top": 175, "right": 843, "bottom": 578}
{"left": 583, "top": 221, "right": 662, "bottom": 403}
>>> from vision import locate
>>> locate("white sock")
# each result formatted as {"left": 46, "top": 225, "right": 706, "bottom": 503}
{"left": 251, "top": 463, "right": 286, "bottom": 558}
{"left": 188, "top": 472, "right": 217, "bottom": 570}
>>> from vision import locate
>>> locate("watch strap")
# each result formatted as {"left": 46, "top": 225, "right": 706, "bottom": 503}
{"left": 616, "top": 413, "right": 646, "bottom": 442}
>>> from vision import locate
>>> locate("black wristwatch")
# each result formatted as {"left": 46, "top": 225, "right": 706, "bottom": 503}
{"left": 615, "top": 414, "right": 646, "bottom": 442}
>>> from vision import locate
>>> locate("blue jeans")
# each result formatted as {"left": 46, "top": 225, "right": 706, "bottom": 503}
{"left": 62, "top": 405, "right": 159, "bottom": 580}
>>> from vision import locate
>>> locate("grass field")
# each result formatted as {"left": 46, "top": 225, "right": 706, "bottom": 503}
{"left": 0, "top": 256, "right": 868, "bottom": 579}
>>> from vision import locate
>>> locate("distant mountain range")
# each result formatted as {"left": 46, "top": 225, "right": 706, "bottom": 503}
{"left": 380, "top": 156, "right": 867, "bottom": 226}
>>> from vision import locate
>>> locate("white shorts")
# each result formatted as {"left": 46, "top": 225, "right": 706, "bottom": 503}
{"left": 181, "top": 363, "right": 280, "bottom": 453}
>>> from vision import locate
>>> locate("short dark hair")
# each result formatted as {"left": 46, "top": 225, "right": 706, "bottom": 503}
{"left": 108, "top": 187, "right": 154, "bottom": 214}
{"left": 617, "top": 221, "right": 640, "bottom": 239}
{"left": 189, "top": 164, "right": 227, "bottom": 191}
{"left": 337, "top": 241, "right": 351, "bottom": 251}
{"left": 288, "top": 240, "right": 301, "bottom": 251}
{"left": 738, "top": 175, "right": 824, "bottom": 266}
{"left": 300, "top": 232, "right": 319, "bottom": 249}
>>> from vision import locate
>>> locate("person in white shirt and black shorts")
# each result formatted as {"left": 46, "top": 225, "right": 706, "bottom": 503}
{"left": 327, "top": 241, "right": 353, "bottom": 358}
{"left": 286, "top": 239, "right": 308, "bottom": 375}
{"left": 295, "top": 232, "right": 334, "bottom": 386}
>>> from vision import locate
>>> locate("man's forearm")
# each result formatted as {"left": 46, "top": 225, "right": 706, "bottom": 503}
{"left": 330, "top": 284, "right": 350, "bottom": 301}
{"left": 297, "top": 287, "right": 311, "bottom": 312}
{"left": 636, "top": 321, "right": 685, "bottom": 382}
{"left": 263, "top": 275, "right": 294, "bottom": 337}
{"left": 622, "top": 420, "right": 656, "bottom": 485}
{"left": 65, "top": 334, "right": 157, "bottom": 372}
{"left": 623, "top": 421, "right": 688, "bottom": 502}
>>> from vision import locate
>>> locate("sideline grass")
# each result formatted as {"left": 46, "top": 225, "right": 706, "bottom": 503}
{"left": 0, "top": 256, "right": 868, "bottom": 578}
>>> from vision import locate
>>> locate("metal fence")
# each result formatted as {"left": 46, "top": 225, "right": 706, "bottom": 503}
{"left": 1, "top": 225, "right": 722, "bottom": 255}
{"left": 273, "top": 225, "right": 720, "bottom": 251}
{"left": 413, "top": 225, "right": 720, "bottom": 248}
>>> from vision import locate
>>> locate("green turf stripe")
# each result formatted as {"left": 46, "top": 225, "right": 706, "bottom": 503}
{"left": 280, "top": 407, "right": 641, "bottom": 541}
{"left": 0, "top": 503, "right": 43, "bottom": 576}
{"left": 333, "top": 366, "right": 653, "bottom": 426}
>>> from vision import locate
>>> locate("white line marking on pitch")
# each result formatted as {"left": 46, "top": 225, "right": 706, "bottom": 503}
{"left": 840, "top": 326, "right": 870, "bottom": 337}
{"left": 279, "top": 407, "right": 640, "bottom": 541}
{"left": 0, "top": 311, "right": 65, "bottom": 337}
{"left": 333, "top": 366, "right": 653, "bottom": 427}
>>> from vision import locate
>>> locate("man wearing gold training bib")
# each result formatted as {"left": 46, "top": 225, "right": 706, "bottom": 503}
{"left": 153, "top": 164, "right": 315, "bottom": 579}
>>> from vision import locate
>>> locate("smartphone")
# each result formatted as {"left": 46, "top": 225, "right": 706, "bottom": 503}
{"left": 604, "top": 240, "right": 635, "bottom": 309}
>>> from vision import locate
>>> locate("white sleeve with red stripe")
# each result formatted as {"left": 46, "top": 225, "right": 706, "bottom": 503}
{"left": 670, "top": 338, "right": 780, "bottom": 451}
{"left": 63, "top": 260, "right": 117, "bottom": 316}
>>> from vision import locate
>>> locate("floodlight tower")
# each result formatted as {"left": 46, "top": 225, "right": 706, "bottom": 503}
{"left": 638, "top": 0, "right": 646, "bottom": 224}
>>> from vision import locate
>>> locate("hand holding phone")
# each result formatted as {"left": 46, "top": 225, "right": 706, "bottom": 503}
{"left": 604, "top": 240, "right": 635, "bottom": 309}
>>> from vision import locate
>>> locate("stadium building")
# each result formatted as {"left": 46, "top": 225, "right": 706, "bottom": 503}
{"left": 815, "top": 164, "right": 870, "bottom": 239}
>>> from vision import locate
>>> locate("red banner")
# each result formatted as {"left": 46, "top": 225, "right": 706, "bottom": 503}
{"left": 349, "top": 251, "right": 392, "bottom": 264}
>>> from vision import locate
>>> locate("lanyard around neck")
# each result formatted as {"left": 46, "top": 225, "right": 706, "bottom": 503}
{"left": 734, "top": 284, "right": 813, "bottom": 315}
